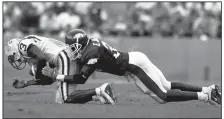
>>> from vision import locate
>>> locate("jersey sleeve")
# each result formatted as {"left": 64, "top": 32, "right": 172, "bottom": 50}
{"left": 18, "top": 38, "right": 36, "bottom": 57}
{"left": 82, "top": 48, "right": 100, "bottom": 67}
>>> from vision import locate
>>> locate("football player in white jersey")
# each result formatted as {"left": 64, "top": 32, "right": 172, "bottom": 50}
{"left": 5, "top": 35, "right": 117, "bottom": 104}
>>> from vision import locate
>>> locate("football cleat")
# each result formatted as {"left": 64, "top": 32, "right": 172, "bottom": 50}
{"left": 92, "top": 95, "right": 110, "bottom": 104}
{"left": 209, "top": 84, "right": 221, "bottom": 99}
{"left": 99, "top": 83, "right": 117, "bottom": 105}
{"left": 207, "top": 87, "right": 221, "bottom": 106}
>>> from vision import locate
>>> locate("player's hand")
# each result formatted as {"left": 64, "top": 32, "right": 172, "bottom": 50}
{"left": 12, "top": 79, "right": 28, "bottom": 89}
{"left": 42, "top": 62, "right": 58, "bottom": 81}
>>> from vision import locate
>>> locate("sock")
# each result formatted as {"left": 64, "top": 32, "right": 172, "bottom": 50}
{"left": 95, "top": 87, "right": 101, "bottom": 95}
{"left": 166, "top": 89, "right": 198, "bottom": 102}
{"left": 64, "top": 89, "right": 96, "bottom": 104}
{"left": 171, "top": 82, "right": 202, "bottom": 92}
{"left": 197, "top": 92, "right": 208, "bottom": 102}
{"left": 202, "top": 87, "right": 209, "bottom": 94}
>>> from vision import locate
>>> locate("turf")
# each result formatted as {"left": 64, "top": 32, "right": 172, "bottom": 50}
{"left": 4, "top": 77, "right": 221, "bottom": 118}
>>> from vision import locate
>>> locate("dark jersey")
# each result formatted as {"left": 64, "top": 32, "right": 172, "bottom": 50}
{"left": 80, "top": 38, "right": 129, "bottom": 76}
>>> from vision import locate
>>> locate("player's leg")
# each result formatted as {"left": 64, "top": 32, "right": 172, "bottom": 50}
{"left": 151, "top": 63, "right": 202, "bottom": 92}
{"left": 55, "top": 82, "right": 68, "bottom": 104}
{"left": 151, "top": 55, "right": 221, "bottom": 99}
{"left": 127, "top": 52, "right": 219, "bottom": 104}
{"left": 64, "top": 83, "right": 117, "bottom": 104}
{"left": 55, "top": 82, "right": 103, "bottom": 104}
{"left": 64, "top": 89, "right": 98, "bottom": 104}
{"left": 133, "top": 76, "right": 166, "bottom": 103}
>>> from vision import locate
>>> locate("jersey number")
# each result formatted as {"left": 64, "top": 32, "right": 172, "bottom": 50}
{"left": 19, "top": 43, "right": 27, "bottom": 51}
{"left": 92, "top": 38, "right": 100, "bottom": 47}
{"left": 92, "top": 38, "right": 120, "bottom": 59}
{"left": 102, "top": 41, "right": 120, "bottom": 59}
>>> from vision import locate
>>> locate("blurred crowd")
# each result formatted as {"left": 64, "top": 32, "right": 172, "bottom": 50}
{"left": 3, "top": 2, "right": 221, "bottom": 39}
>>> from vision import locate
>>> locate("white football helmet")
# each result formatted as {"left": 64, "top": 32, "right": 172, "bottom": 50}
{"left": 5, "top": 38, "right": 26, "bottom": 70}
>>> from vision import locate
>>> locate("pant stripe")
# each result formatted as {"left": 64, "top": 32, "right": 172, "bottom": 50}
{"left": 59, "top": 52, "right": 70, "bottom": 100}
{"left": 60, "top": 82, "right": 65, "bottom": 101}
{"left": 59, "top": 54, "right": 64, "bottom": 75}
{"left": 62, "top": 50, "right": 70, "bottom": 97}
{"left": 62, "top": 50, "right": 70, "bottom": 75}
{"left": 58, "top": 54, "right": 65, "bottom": 101}
{"left": 63, "top": 82, "right": 68, "bottom": 99}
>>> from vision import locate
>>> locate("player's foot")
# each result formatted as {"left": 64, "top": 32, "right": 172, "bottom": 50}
{"left": 99, "top": 83, "right": 117, "bottom": 105}
{"left": 207, "top": 87, "right": 221, "bottom": 106}
{"left": 92, "top": 95, "right": 110, "bottom": 104}
{"left": 209, "top": 84, "right": 221, "bottom": 98}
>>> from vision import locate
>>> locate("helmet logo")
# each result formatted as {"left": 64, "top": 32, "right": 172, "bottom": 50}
{"left": 5, "top": 45, "right": 11, "bottom": 52}
{"left": 74, "top": 33, "right": 84, "bottom": 39}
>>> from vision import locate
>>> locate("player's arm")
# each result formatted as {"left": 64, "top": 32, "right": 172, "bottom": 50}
{"left": 54, "top": 52, "right": 99, "bottom": 84}
{"left": 42, "top": 54, "right": 98, "bottom": 84}
{"left": 57, "top": 64, "right": 95, "bottom": 84}
{"left": 27, "top": 44, "right": 47, "bottom": 80}
{"left": 12, "top": 78, "right": 44, "bottom": 89}
{"left": 42, "top": 61, "right": 96, "bottom": 84}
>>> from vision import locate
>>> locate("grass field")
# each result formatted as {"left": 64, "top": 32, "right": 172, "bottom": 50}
{"left": 3, "top": 35, "right": 221, "bottom": 118}
{"left": 3, "top": 60, "right": 222, "bottom": 118}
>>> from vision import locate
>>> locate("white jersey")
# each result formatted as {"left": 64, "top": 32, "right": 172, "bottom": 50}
{"left": 18, "top": 35, "right": 67, "bottom": 66}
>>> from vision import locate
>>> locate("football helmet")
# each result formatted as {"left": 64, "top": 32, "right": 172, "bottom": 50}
{"left": 5, "top": 38, "right": 26, "bottom": 70}
{"left": 65, "top": 29, "right": 90, "bottom": 60}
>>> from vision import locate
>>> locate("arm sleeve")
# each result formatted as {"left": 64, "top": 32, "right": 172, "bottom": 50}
{"left": 27, "top": 44, "right": 47, "bottom": 80}
{"left": 63, "top": 64, "right": 95, "bottom": 84}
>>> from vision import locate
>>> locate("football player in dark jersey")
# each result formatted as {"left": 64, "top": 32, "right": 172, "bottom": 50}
{"left": 42, "top": 29, "right": 221, "bottom": 106}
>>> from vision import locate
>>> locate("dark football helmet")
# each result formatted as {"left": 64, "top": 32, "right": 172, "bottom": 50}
{"left": 65, "top": 29, "right": 90, "bottom": 60}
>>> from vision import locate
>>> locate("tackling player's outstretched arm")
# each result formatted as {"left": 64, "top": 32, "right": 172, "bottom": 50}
{"left": 58, "top": 64, "right": 95, "bottom": 84}
{"left": 42, "top": 63, "right": 95, "bottom": 84}
{"left": 42, "top": 56, "right": 98, "bottom": 84}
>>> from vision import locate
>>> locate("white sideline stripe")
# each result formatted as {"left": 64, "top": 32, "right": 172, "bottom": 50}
{"left": 63, "top": 82, "right": 68, "bottom": 99}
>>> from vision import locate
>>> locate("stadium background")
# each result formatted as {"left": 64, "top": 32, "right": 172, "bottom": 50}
{"left": 3, "top": 2, "right": 221, "bottom": 118}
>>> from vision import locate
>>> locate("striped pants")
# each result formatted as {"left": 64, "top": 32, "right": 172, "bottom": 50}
{"left": 55, "top": 50, "right": 80, "bottom": 104}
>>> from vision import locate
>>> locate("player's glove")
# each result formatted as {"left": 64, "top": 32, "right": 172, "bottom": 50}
{"left": 12, "top": 79, "right": 28, "bottom": 89}
{"left": 42, "top": 63, "right": 58, "bottom": 81}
